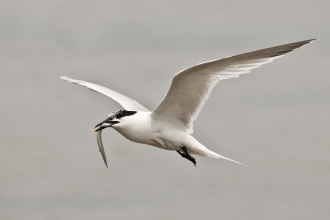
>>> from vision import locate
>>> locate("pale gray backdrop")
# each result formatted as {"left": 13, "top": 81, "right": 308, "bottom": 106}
{"left": 1, "top": 0, "right": 329, "bottom": 219}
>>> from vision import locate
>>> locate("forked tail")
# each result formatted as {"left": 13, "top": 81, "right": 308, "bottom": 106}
{"left": 188, "top": 136, "right": 248, "bottom": 166}
{"left": 201, "top": 148, "right": 248, "bottom": 166}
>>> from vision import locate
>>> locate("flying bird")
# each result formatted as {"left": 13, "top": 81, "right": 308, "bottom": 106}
{"left": 61, "top": 39, "right": 316, "bottom": 167}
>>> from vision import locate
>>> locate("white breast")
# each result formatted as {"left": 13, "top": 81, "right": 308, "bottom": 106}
{"left": 112, "top": 112, "right": 155, "bottom": 145}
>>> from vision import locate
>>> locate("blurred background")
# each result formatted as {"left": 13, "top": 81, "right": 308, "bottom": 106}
{"left": 0, "top": 0, "right": 329, "bottom": 219}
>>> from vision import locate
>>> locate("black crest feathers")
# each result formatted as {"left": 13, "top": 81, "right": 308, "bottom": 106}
{"left": 109, "top": 110, "right": 137, "bottom": 119}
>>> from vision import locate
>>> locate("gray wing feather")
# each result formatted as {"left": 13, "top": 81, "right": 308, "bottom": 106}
{"left": 153, "top": 39, "right": 317, "bottom": 133}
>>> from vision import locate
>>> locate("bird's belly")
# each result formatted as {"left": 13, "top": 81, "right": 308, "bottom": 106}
{"left": 112, "top": 114, "right": 190, "bottom": 152}
{"left": 150, "top": 128, "right": 189, "bottom": 151}
{"left": 114, "top": 126, "right": 155, "bottom": 146}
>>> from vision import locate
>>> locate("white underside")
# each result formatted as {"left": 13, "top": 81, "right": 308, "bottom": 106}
{"left": 113, "top": 112, "right": 246, "bottom": 166}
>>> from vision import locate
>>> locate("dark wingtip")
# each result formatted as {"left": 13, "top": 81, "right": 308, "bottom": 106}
{"left": 306, "top": 38, "right": 319, "bottom": 43}
{"left": 301, "top": 38, "right": 318, "bottom": 45}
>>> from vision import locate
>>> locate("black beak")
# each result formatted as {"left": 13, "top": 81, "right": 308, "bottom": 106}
{"left": 92, "top": 118, "right": 119, "bottom": 133}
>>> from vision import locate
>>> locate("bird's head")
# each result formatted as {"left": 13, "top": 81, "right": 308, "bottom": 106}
{"left": 92, "top": 110, "right": 137, "bottom": 133}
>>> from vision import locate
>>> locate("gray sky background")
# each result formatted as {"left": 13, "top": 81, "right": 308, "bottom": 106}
{"left": 1, "top": 0, "right": 329, "bottom": 219}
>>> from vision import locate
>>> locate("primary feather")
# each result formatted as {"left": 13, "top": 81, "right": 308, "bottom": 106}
{"left": 152, "top": 39, "right": 317, "bottom": 134}
{"left": 60, "top": 76, "right": 149, "bottom": 112}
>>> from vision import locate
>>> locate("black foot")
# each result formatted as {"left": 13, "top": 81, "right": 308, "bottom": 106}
{"left": 176, "top": 146, "right": 197, "bottom": 167}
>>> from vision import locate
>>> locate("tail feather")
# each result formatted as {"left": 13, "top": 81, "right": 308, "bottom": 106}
{"left": 188, "top": 137, "right": 248, "bottom": 166}
{"left": 202, "top": 148, "right": 248, "bottom": 166}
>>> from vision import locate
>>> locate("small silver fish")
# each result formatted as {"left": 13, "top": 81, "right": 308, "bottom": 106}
{"left": 96, "top": 130, "right": 108, "bottom": 168}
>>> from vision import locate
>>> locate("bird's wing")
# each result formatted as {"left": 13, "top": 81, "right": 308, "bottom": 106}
{"left": 60, "top": 76, "right": 150, "bottom": 112}
{"left": 152, "top": 39, "right": 317, "bottom": 133}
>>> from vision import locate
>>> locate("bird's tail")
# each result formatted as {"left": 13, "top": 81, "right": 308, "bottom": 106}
{"left": 188, "top": 136, "right": 248, "bottom": 166}
{"left": 200, "top": 148, "right": 248, "bottom": 166}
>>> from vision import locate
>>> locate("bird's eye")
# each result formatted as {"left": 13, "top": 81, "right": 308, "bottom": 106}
{"left": 108, "top": 110, "right": 137, "bottom": 119}
{"left": 115, "top": 110, "right": 137, "bottom": 119}
{"left": 122, "top": 110, "right": 137, "bottom": 117}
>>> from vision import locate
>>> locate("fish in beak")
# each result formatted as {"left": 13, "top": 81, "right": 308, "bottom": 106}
{"left": 91, "top": 117, "right": 120, "bottom": 168}
{"left": 96, "top": 130, "right": 108, "bottom": 168}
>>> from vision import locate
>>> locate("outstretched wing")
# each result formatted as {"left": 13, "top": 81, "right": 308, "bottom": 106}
{"left": 152, "top": 39, "right": 317, "bottom": 133}
{"left": 61, "top": 76, "right": 150, "bottom": 112}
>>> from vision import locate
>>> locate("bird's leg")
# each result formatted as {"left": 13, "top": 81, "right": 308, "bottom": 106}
{"left": 176, "top": 150, "right": 185, "bottom": 157}
{"left": 176, "top": 146, "right": 197, "bottom": 167}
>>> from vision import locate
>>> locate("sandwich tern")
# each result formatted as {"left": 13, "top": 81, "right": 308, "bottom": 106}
{"left": 61, "top": 39, "right": 316, "bottom": 167}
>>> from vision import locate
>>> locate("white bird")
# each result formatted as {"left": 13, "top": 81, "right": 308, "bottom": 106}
{"left": 61, "top": 39, "right": 316, "bottom": 167}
